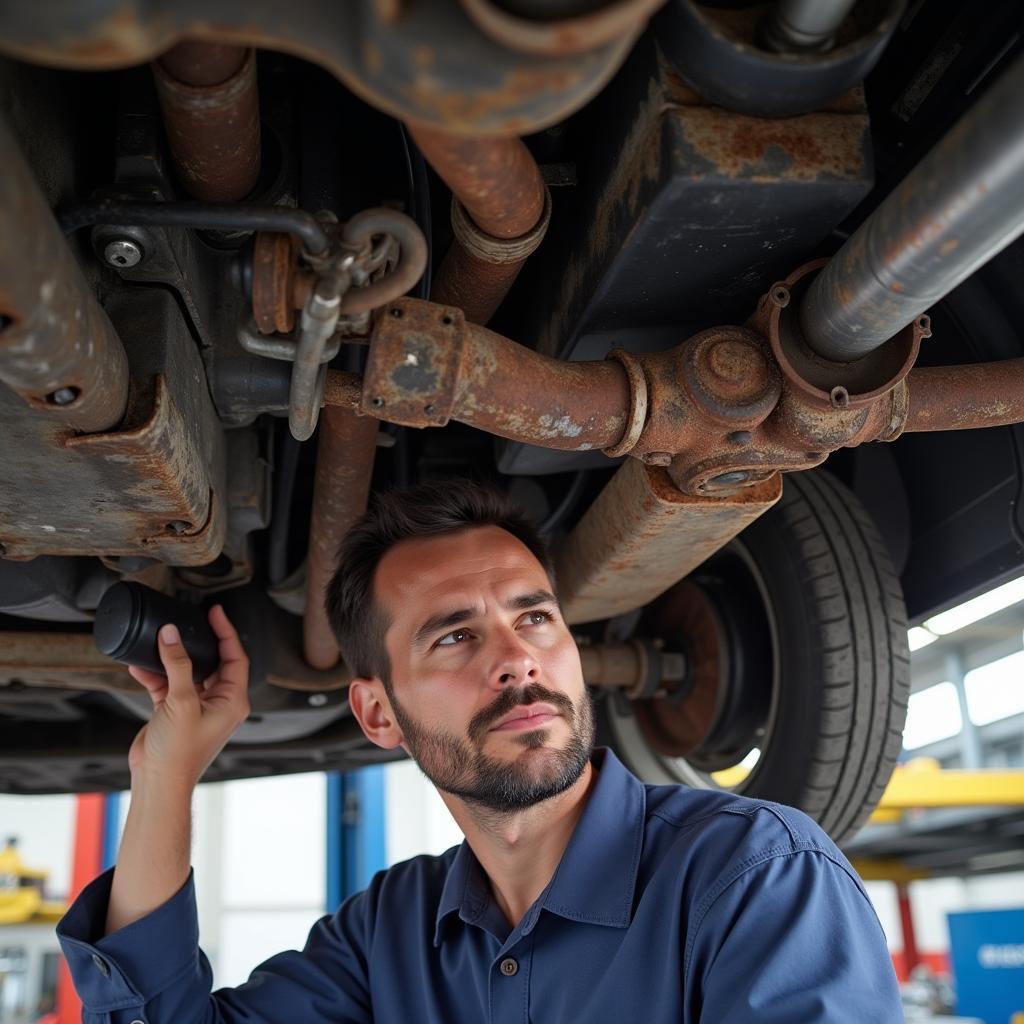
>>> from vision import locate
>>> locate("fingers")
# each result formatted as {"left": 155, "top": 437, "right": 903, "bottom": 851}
{"left": 127, "top": 664, "right": 169, "bottom": 701}
{"left": 157, "top": 623, "right": 200, "bottom": 704}
{"left": 206, "top": 604, "right": 250, "bottom": 690}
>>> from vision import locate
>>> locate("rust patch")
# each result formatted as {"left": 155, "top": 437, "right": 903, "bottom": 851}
{"left": 676, "top": 107, "right": 869, "bottom": 181}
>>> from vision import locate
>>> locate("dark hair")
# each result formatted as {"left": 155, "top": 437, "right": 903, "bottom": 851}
{"left": 324, "top": 478, "right": 554, "bottom": 684}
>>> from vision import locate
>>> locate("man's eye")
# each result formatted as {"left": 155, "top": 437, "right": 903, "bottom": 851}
{"left": 526, "top": 610, "right": 553, "bottom": 626}
{"left": 437, "top": 629, "right": 469, "bottom": 647}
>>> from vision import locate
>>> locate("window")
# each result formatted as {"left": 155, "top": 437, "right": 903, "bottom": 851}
{"left": 903, "top": 681, "right": 962, "bottom": 750}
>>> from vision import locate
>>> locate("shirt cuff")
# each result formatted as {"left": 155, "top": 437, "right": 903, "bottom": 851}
{"left": 56, "top": 866, "right": 198, "bottom": 1011}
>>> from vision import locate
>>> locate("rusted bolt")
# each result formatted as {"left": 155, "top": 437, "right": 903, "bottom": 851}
{"left": 702, "top": 338, "right": 771, "bottom": 403}
{"left": 389, "top": 307, "right": 403, "bottom": 318}
{"left": 727, "top": 430, "right": 752, "bottom": 445}
{"left": 711, "top": 470, "right": 750, "bottom": 486}
{"left": 771, "top": 285, "right": 790, "bottom": 307}
{"left": 165, "top": 520, "right": 192, "bottom": 534}
{"left": 424, "top": 404, "right": 435, "bottom": 416}
{"left": 371, "top": 396, "right": 385, "bottom": 408}
{"left": 47, "top": 386, "right": 80, "bottom": 406}
{"left": 103, "top": 238, "right": 143, "bottom": 269}
{"left": 829, "top": 386, "right": 850, "bottom": 409}
{"left": 643, "top": 451, "right": 672, "bottom": 467}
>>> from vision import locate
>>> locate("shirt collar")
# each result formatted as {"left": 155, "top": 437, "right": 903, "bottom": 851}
{"left": 433, "top": 747, "right": 646, "bottom": 946}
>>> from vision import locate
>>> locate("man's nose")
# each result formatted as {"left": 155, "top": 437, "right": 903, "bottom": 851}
{"left": 489, "top": 630, "right": 541, "bottom": 687}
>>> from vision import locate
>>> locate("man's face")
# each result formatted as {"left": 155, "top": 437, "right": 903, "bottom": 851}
{"left": 370, "top": 525, "right": 594, "bottom": 814}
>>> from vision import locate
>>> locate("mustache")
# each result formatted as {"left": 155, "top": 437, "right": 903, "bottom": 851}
{"left": 468, "top": 683, "right": 575, "bottom": 744}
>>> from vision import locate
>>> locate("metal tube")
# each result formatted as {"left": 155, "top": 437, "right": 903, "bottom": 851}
{"left": 455, "top": 322, "right": 631, "bottom": 450}
{"left": 152, "top": 41, "right": 261, "bottom": 202}
{"left": 0, "top": 115, "right": 129, "bottom": 433}
{"left": 762, "top": 0, "right": 857, "bottom": 51}
{"left": 408, "top": 126, "right": 549, "bottom": 324}
{"left": 408, "top": 129, "right": 546, "bottom": 238}
{"left": 800, "top": 53, "right": 1024, "bottom": 363}
{"left": 59, "top": 199, "right": 331, "bottom": 255}
{"left": 904, "top": 358, "right": 1024, "bottom": 433}
{"left": 303, "top": 406, "right": 379, "bottom": 670}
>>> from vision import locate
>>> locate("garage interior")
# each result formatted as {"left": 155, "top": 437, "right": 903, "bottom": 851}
{"left": 2, "top": 0, "right": 1024, "bottom": 1022}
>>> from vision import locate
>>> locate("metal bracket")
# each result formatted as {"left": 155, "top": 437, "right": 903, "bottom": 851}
{"left": 361, "top": 299, "right": 467, "bottom": 428}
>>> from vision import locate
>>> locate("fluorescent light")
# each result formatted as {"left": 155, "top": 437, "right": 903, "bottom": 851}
{"left": 908, "top": 626, "right": 939, "bottom": 652}
{"left": 923, "top": 575, "right": 1024, "bottom": 636}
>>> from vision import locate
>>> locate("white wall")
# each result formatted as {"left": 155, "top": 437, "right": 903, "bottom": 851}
{"left": 384, "top": 759, "right": 463, "bottom": 867}
{"left": 0, "top": 793, "right": 75, "bottom": 899}
{"left": 194, "top": 772, "right": 327, "bottom": 988}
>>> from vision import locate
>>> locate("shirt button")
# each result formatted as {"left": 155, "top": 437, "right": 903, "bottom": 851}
{"left": 91, "top": 954, "right": 110, "bottom": 977}
{"left": 499, "top": 957, "right": 519, "bottom": 977}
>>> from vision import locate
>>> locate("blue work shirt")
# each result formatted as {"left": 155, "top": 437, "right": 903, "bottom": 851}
{"left": 56, "top": 747, "right": 902, "bottom": 1022}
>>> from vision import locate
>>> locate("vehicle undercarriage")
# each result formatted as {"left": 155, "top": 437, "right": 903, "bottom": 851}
{"left": 1, "top": 0, "right": 1022, "bottom": 843}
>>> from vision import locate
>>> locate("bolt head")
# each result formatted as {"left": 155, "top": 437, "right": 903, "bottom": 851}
{"left": 48, "top": 386, "right": 79, "bottom": 406}
{"left": 103, "top": 238, "right": 143, "bottom": 269}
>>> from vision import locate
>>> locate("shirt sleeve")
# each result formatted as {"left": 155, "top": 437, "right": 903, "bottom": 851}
{"left": 56, "top": 867, "right": 373, "bottom": 1024}
{"left": 684, "top": 844, "right": 903, "bottom": 1023}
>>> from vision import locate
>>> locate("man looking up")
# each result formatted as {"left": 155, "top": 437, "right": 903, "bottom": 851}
{"left": 57, "top": 479, "right": 902, "bottom": 1022}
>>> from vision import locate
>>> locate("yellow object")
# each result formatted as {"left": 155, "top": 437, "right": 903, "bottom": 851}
{"left": 710, "top": 764, "right": 750, "bottom": 788}
{"left": 850, "top": 858, "right": 931, "bottom": 884}
{"left": 868, "top": 760, "right": 1024, "bottom": 824}
{"left": 0, "top": 838, "right": 67, "bottom": 925}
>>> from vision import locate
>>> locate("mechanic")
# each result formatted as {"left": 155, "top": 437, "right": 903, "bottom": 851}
{"left": 56, "top": 479, "right": 903, "bottom": 1022}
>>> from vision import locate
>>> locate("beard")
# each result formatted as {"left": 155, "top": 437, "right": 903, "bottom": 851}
{"left": 391, "top": 680, "right": 595, "bottom": 814}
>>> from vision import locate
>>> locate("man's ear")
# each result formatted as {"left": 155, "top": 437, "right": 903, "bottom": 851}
{"left": 348, "top": 677, "right": 405, "bottom": 750}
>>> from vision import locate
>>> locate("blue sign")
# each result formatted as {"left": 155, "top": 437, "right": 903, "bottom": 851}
{"left": 947, "top": 907, "right": 1024, "bottom": 1024}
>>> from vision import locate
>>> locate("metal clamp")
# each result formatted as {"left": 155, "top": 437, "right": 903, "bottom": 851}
{"left": 450, "top": 186, "right": 552, "bottom": 265}
{"left": 603, "top": 348, "right": 649, "bottom": 458}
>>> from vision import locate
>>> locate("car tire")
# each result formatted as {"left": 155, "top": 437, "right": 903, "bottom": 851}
{"left": 599, "top": 468, "right": 910, "bottom": 843}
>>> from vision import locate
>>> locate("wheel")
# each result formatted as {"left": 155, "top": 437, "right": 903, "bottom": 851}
{"left": 599, "top": 468, "right": 910, "bottom": 843}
